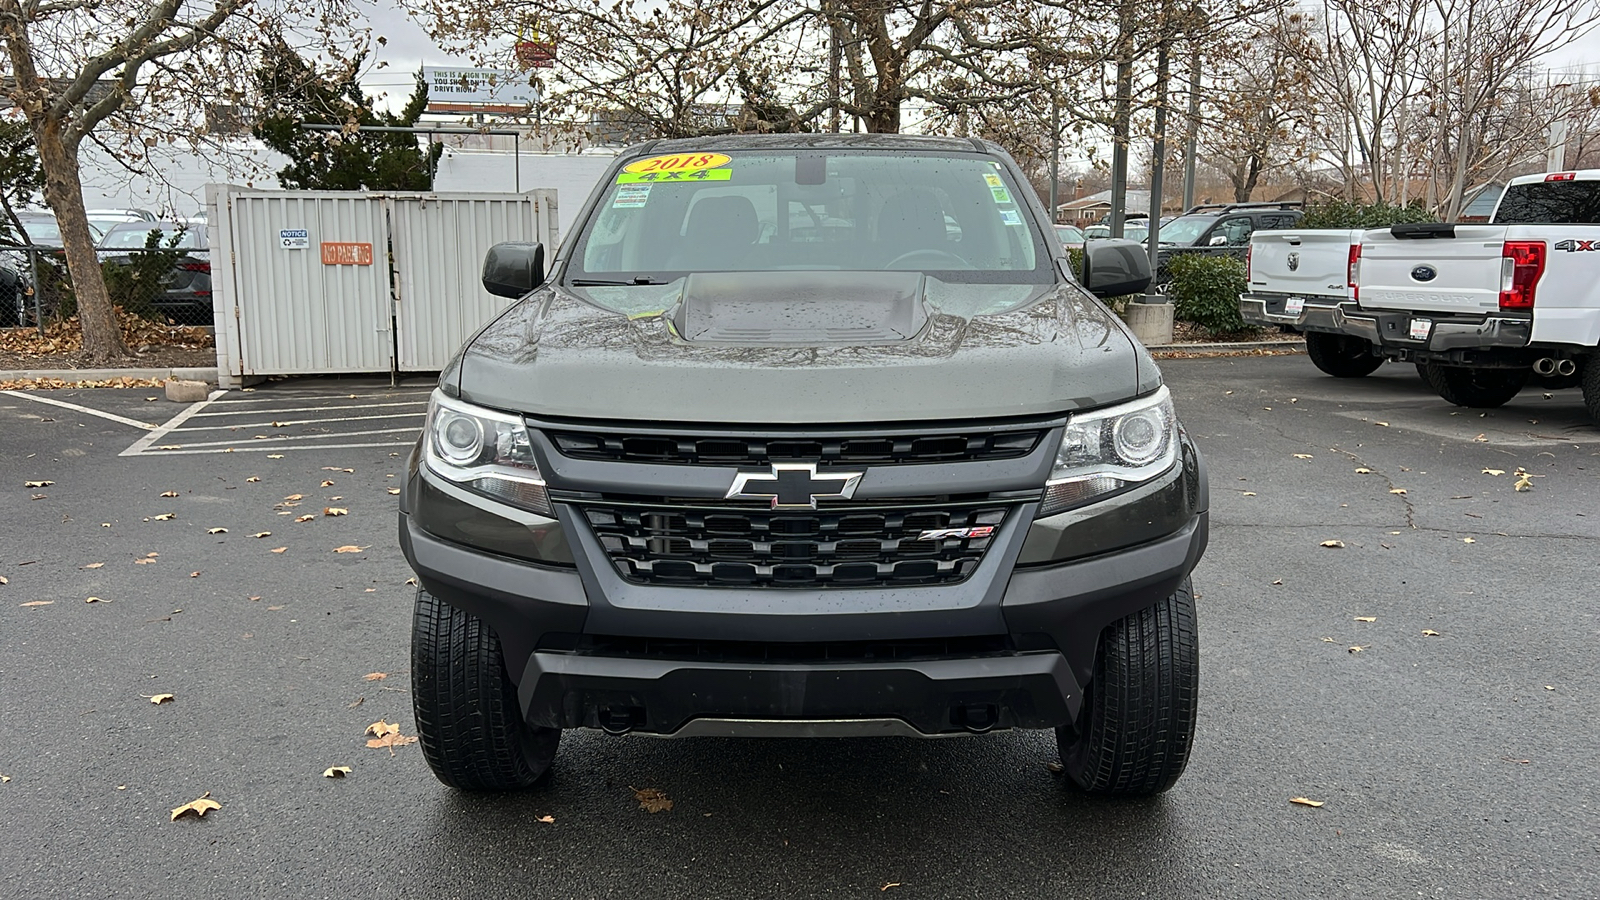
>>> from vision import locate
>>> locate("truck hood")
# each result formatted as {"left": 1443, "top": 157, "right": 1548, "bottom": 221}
{"left": 450, "top": 274, "right": 1148, "bottom": 424}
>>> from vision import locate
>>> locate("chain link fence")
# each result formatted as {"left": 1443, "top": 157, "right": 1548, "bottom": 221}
{"left": 0, "top": 245, "right": 214, "bottom": 331}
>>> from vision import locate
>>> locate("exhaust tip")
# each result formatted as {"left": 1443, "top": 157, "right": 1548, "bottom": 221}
{"left": 953, "top": 704, "right": 1000, "bottom": 734}
{"left": 1534, "top": 357, "right": 1557, "bottom": 376}
{"left": 1557, "top": 359, "right": 1578, "bottom": 377}
{"left": 598, "top": 706, "right": 642, "bottom": 735}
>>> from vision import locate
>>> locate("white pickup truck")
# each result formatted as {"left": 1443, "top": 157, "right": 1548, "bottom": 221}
{"left": 1343, "top": 171, "right": 1600, "bottom": 418}
{"left": 1238, "top": 228, "right": 1382, "bottom": 377}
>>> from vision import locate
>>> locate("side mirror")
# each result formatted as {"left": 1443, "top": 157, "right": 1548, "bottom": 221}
{"left": 1081, "top": 239, "right": 1152, "bottom": 298}
{"left": 482, "top": 242, "right": 546, "bottom": 298}
{"left": 1208, "top": 234, "right": 1229, "bottom": 247}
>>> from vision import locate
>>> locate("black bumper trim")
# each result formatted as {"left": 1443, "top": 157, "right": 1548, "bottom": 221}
{"left": 517, "top": 649, "right": 1079, "bottom": 735}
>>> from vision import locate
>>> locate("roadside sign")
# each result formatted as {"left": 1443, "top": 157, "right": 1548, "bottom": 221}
{"left": 279, "top": 228, "right": 309, "bottom": 250}
{"left": 321, "top": 242, "right": 373, "bottom": 266}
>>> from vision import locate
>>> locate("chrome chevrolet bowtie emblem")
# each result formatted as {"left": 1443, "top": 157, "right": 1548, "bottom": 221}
{"left": 725, "top": 463, "right": 863, "bottom": 509}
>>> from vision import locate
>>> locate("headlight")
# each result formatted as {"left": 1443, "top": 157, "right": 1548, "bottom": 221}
{"left": 423, "top": 390, "right": 553, "bottom": 517}
{"left": 1038, "top": 386, "right": 1179, "bottom": 517}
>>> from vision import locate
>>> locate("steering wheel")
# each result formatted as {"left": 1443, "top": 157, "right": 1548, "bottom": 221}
{"left": 884, "top": 248, "right": 972, "bottom": 270}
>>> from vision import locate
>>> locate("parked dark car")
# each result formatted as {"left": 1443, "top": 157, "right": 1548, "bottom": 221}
{"left": 1157, "top": 202, "right": 1302, "bottom": 249}
{"left": 2, "top": 212, "right": 103, "bottom": 326}
{"left": 97, "top": 221, "right": 211, "bottom": 324}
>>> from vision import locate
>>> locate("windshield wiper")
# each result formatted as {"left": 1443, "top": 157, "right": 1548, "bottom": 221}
{"left": 570, "top": 277, "right": 666, "bottom": 286}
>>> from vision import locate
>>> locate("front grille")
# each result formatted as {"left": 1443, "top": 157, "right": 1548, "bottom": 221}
{"left": 581, "top": 501, "right": 1009, "bottom": 587}
{"left": 549, "top": 428, "right": 1043, "bottom": 466}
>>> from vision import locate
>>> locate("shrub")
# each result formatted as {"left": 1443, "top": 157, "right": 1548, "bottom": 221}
{"left": 1167, "top": 253, "right": 1249, "bottom": 336}
{"left": 1299, "top": 200, "right": 1438, "bottom": 229}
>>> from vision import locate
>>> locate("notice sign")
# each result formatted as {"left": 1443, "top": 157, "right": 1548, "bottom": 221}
{"left": 321, "top": 242, "right": 373, "bottom": 266}
{"left": 279, "top": 228, "right": 309, "bottom": 250}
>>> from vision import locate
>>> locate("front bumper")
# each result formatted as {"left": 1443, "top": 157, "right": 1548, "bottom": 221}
{"left": 400, "top": 505, "right": 1208, "bottom": 736}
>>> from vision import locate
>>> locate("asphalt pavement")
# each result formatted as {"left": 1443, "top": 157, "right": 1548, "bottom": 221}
{"left": 0, "top": 360, "right": 1595, "bottom": 899}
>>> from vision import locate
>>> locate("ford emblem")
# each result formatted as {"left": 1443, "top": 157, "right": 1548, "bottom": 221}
{"left": 1411, "top": 265, "right": 1438, "bottom": 282}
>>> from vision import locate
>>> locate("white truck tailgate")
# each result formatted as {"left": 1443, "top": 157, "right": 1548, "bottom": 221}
{"left": 1247, "top": 230, "right": 1357, "bottom": 300}
{"left": 1357, "top": 226, "right": 1508, "bottom": 314}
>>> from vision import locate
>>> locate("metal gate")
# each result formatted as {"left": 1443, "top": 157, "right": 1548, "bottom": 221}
{"left": 206, "top": 186, "right": 557, "bottom": 385}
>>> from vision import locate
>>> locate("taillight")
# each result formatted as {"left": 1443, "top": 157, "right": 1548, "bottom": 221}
{"left": 178, "top": 261, "right": 210, "bottom": 274}
{"left": 1546, "top": 172, "right": 1576, "bottom": 182}
{"left": 1347, "top": 243, "right": 1361, "bottom": 300}
{"left": 1499, "top": 241, "right": 1544, "bottom": 309}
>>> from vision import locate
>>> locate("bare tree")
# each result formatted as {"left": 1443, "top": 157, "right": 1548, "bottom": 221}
{"left": 1198, "top": 21, "right": 1309, "bottom": 201}
{"left": 0, "top": 0, "right": 358, "bottom": 362}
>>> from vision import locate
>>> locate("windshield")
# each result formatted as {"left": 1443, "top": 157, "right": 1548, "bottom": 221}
{"left": 570, "top": 151, "right": 1050, "bottom": 284}
{"left": 1054, "top": 225, "right": 1084, "bottom": 243}
{"left": 101, "top": 226, "right": 201, "bottom": 250}
{"left": 1494, "top": 181, "right": 1600, "bottom": 224}
{"left": 1158, "top": 214, "right": 1217, "bottom": 246}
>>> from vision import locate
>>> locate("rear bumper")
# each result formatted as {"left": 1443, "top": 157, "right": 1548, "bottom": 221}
{"left": 1239, "top": 292, "right": 1344, "bottom": 333}
{"left": 1334, "top": 306, "right": 1533, "bottom": 365}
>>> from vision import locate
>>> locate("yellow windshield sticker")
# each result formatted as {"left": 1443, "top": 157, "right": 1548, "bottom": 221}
{"left": 623, "top": 152, "right": 731, "bottom": 176}
{"left": 617, "top": 168, "right": 731, "bottom": 184}
{"left": 983, "top": 173, "right": 1004, "bottom": 188}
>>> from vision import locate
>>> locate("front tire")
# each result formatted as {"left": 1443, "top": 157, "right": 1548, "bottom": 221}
{"left": 1057, "top": 578, "right": 1199, "bottom": 797}
{"left": 1421, "top": 363, "right": 1528, "bottom": 408}
{"left": 1305, "top": 332, "right": 1384, "bottom": 378}
{"left": 412, "top": 589, "right": 560, "bottom": 791}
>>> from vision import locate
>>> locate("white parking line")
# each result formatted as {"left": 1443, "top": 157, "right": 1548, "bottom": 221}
{"left": 188, "top": 400, "right": 429, "bottom": 418}
{"left": 170, "top": 411, "right": 426, "bottom": 433}
{"left": 141, "top": 425, "right": 420, "bottom": 450}
{"left": 134, "top": 440, "right": 413, "bottom": 456}
{"left": 2, "top": 389, "right": 158, "bottom": 431}
{"left": 119, "top": 390, "right": 227, "bottom": 456}
{"left": 204, "top": 391, "right": 433, "bottom": 406}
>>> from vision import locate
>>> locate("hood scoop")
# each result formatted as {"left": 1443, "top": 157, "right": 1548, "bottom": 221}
{"left": 672, "top": 271, "right": 928, "bottom": 345}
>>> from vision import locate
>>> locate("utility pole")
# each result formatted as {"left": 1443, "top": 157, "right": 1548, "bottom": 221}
{"left": 1049, "top": 92, "right": 1060, "bottom": 224}
{"left": 1109, "top": 0, "right": 1134, "bottom": 238}
{"left": 1181, "top": 44, "right": 1201, "bottom": 212}
{"left": 1147, "top": 32, "right": 1170, "bottom": 300}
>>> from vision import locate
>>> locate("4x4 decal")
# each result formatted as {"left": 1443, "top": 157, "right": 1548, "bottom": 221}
{"left": 1554, "top": 239, "right": 1600, "bottom": 252}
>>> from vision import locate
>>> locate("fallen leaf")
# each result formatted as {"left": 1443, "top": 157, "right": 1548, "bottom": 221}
{"left": 152, "top": 513, "right": 175, "bottom": 521}
{"left": 387, "top": 488, "right": 401, "bottom": 495}
{"left": 366, "top": 732, "right": 418, "bottom": 756}
{"left": 207, "top": 527, "right": 228, "bottom": 535}
{"left": 19, "top": 600, "right": 53, "bottom": 607}
{"left": 1353, "top": 616, "right": 1376, "bottom": 623}
{"left": 270, "top": 547, "right": 287, "bottom": 554}
{"left": 405, "top": 577, "right": 417, "bottom": 586}
{"left": 333, "top": 545, "right": 367, "bottom": 554}
{"left": 1389, "top": 488, "right": 1407, "bottom": 495}
{"left": 169, "top": 793, "right": 220, "bottom": 821}
{"left": 321, "top": 480, "right": 335, "bottom": 488}
{"left": 1289, "top": 797, "right": 1325, "bottom": 808}
{"left": 267, "top": 454, "right": 284, "bottom": 459}
{"left": 323, "top": 507, "right": 348, "bottom": 517}
{"left": 248, "top": 596, "right": 261, "bottom": 601}
{"left": 1241, "top": 491, "right": 1256, "bottom": 496}
{"left": 1045, "top": 760, "right": 1064, "bottom": 774}
{"left": 23, "top": 480, "right": 53, "bottom": 487}
{"left": 1353, "top": 467, "right": 1372, "bottom": 474}
{"left": 365, "top": 720, "right": 399, "bottom": 738}
{"left": 881, "top": 884, "right": 901, "bottom": 892}
{"left": 1374, "top": 421, "right": 1389, "bottom": 427}
{"left": 133, "top": 557, "right": 155, "bottom": 565}
{"left": 266, "top": 605, "right": 283, "bottom": 611}
{"left": 284, "top": 494, "right": 303, "bottom": 501}
{"left": 1514, "top": 474, "right": 1533, "bottom": 492}
{"left": 537, "top": 815, "right": 555, "bottom": 824}
{"left": 1348, "top": 645, "right": 1367, "bottom": 653}
{"left": 1271, "top": 579, "right": 1283, "bottom": 586}
{"left": 633, "top": 787, "right": 673, "bottom": 813}
{"left": 245, "top": 477, "right": 260, "bottom": 483}
{"left": 0, "top": 576, "right": 6, "bottom": 584}
{"left": 149, "top": 693, "right": 174, "bottom": 704}
{"left": 160, "top": 491, "right": 179, "bottom": 497}
{"left": 1319, "top": 540, "right": 1345, "bottom": 548}
{"left": 322, "top": 766, "right": 352, "bottom": 779}
{"left": 1422, "top": 630, "right": 1440, "bottom": 636}
{"left": 189, "top": 572, "right": 201, "bottom": 578}
{"left": 1482, "top": 468, "right": 1505, "bottom": 477}
{"left": 1544, "top": 685, "right": 1554, "bottom": 691}
{"left": 1501, "top": 756, "right": 1531, "bottom": 765}
{"left": 1462, "top": 537, "right": 1476, "bottom": 544}
{"left": 1473, "top": 433, "right": 1488, "bottom": 442}
{"left": 0, "top": 774, "right": 8, "bottom": 782}
{"left": 1292, "top": 454, "right": 1313, "bottom": 460}
{"left": 363, "top": 672, "right": 388, "bottom": 682}
{"left": 85, "top": 596, "right": 109, "bottom": 603}
{"left": 83, "top": 562, "right": 104, "bottom": 569}
{"left": 253, "top": 532, "right": 272, "bottom": 538}
{"left": 295, "top": 515, "right": 315, "bottom": 523}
